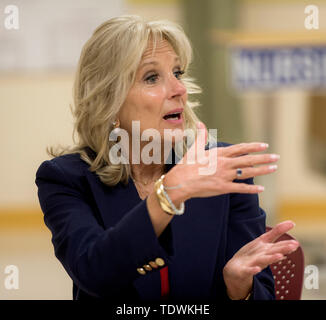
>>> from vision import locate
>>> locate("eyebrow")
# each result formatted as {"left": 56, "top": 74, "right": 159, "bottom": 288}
{"left": 139, "top": 56, "right": 181, "bottom": 69}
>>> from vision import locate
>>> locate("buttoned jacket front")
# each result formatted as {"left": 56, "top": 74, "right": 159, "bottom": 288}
{"left": 35, "top": 143, "right": 275, "bottom": 301}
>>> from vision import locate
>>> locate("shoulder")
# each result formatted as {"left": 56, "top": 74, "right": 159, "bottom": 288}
{"left": 35, "top": 153, "right": 89, "bottom": 186}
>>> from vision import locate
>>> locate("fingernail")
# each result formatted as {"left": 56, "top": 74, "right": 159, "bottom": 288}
{"left": 261, "top": 143, "right": 269, "bottom": 148}
{"left": 270, "top": 154, "right": 280, "bottom": 160}
{"left": 258, "top": 185, "right": 265, "bottom": 192}
{"left": 269, "top": 164, "right": 278, "bottom": 171}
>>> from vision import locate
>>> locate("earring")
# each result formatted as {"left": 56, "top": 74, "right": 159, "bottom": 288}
{"left": 112, "top": 119, "right": 120, "bottom": 128}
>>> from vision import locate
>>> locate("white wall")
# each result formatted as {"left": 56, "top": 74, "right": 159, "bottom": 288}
{"left": 0, "top": 73, "right": 75, "bottom": 206}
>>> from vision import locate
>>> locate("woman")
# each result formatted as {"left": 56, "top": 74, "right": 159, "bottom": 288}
{"left": 35, "top": 15, "right": 299, "bottom": 301}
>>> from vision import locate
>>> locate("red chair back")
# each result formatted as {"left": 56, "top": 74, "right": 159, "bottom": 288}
{"left": 266, "top": 226, "right": 305, "bottom": 300}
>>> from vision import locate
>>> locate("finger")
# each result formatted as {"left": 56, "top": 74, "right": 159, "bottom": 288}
{"left": 250, "top": 253, "right": 285, "bottom": 269}
{"left": 185, "top": 121, "right": 207, "bottom": 162}
{"left": 228, "top": 164, "right": 278, "bottom": 181}
{"left": 260, "top": 221, "right": 296, "bottom": 243}
{"left": 230, "top": 153, "right": 280, "bottom": 169}
{"left": 220, "top": 142, "right": 269, "bottom": 158}
{"left": 265, "top": 240, "right": 300, "bottom": 256}
{"left": 225, "top": 181, "right": 265, "bottom": 194}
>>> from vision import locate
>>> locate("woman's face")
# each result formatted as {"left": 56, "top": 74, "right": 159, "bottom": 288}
{"left": 119, "top": 39, "right": 187, "bottom": 146}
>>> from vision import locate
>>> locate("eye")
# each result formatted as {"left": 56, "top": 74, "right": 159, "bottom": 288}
{"left": 174, "top": 70, "right": 185, "bottom": 80}
{"left": 144, "top": 73, "right": 159, "bottom": 84}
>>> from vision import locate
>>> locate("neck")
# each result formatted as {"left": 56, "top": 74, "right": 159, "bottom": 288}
{"left": 129, "top": 139, "right": 172, "bottom": 184}
{"left": 130, "top": 162, "right": 165, "bottom": 184}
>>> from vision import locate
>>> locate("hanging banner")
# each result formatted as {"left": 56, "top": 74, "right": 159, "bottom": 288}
{"left": 231, "top": 46, "right": 326, "bottom": 90}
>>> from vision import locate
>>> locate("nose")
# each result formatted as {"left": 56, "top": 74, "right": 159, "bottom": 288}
{"left": 167, "top": 73, "right": 187, "bottom": 99}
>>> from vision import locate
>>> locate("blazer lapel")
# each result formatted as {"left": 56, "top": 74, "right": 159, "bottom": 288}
{"left": 84, "top": 169, "right": 139, "bottom": 227}
{"left": 82, "top": 146, "right": 179, "bottom": 229}
{"left": 82, "top": 146, "right": 142, "bottom": 228}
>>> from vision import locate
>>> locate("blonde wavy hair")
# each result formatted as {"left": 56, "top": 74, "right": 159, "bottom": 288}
{"left": 47, "top": 15, "right": 206, "bottom": 187}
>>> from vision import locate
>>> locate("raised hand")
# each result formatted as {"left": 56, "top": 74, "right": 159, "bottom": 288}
{"left": 166, "top": 122, "right": 280, "bottom": 200}
{"left": 223, "top": 221, "right": 299, "bottom": 300}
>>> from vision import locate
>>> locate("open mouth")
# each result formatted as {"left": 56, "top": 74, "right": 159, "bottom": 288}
{"left": 163, "top": 112, "right": 182, "bottom": 121}
{"left": 163, "top": 108, "right": 184, "bottom": 123}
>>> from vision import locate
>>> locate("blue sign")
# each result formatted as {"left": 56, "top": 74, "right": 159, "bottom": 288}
{"left": 231, "top": 46, "right": 326, "bottom": 90}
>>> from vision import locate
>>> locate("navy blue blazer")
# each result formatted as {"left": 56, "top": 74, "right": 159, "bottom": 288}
{"left": 35, "top": 142, "right": 275, "bottom": 301}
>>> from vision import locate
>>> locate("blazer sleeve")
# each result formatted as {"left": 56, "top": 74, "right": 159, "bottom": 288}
{"left": 35, "top": 159, "right": 174, "bottom": 299}
{"left": 225, "top": 177, "right": 275, "bottom": 300}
